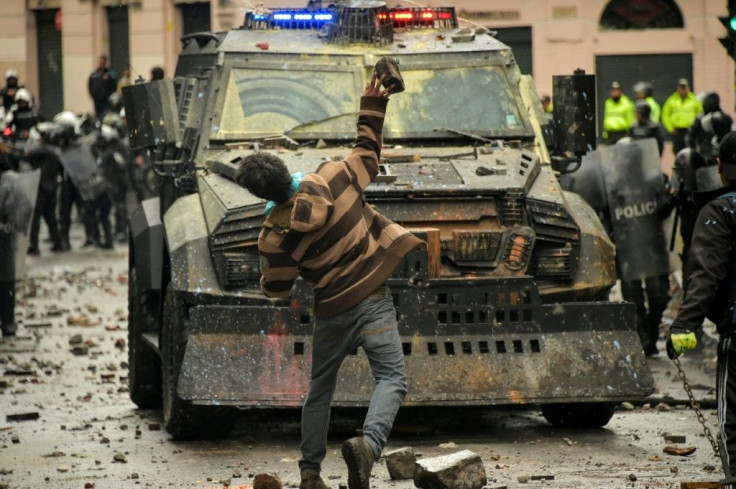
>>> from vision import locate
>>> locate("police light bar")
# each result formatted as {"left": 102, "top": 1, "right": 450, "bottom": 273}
{"left": 244, "top": 9, "right": 335, "bottom": 29}
{"left": 379, "top": 7, "right": 457, "bottom": 28}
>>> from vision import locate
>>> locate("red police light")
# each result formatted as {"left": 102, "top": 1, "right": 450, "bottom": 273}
{"left": 393, "top": 11, "right": 414, "bottom": 20}
{"left": 438, "top": 11, "right": 452, "bottom": 20}
{"left": 420, "top": 11, "right": 435, "bottom": 20}
{"left": 3, "top": 127, "right": 11, "bottom": 137}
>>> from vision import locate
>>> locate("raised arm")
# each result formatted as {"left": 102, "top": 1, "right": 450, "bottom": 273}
{"left": 341, "top": 73, "right": 393, "bottom": 191}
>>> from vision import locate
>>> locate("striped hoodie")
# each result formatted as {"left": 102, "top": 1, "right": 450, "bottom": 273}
{"left": 257, "top": 96, "right": 425, "bottom": 318}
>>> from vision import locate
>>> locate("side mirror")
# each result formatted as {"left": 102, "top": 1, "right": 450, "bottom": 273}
{"left": 122, "top": 79, "right": 182, "bottom": 151}
{"left": 551, "top": 69, "right": 596, "bottom": 174}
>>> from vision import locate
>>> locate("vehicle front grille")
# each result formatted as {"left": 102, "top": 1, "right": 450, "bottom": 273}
{"left": 527, "top": 199, "right": 580, "bottom": 244}
{"left": 500, "top": 189, "right": 524, "bottom": 225}
{"left": 534, "top": 244, "right": 573, "bottom": 280}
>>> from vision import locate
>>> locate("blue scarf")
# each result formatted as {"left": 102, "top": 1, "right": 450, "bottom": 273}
{"left": 264, "top": 172, "right": 304, "bottom": 216}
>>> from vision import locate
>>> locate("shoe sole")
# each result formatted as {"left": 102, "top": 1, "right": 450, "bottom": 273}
{"left": 342, "top": 440, "right": 368, "bottom": 489}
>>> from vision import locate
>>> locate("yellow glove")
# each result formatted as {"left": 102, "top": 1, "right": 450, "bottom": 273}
{"left": 667, "top": 332, "right": 697, "bottom": 358}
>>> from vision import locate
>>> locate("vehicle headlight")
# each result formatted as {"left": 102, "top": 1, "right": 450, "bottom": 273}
{"left": 213, "top": 249, "right": 261, "bottom": 289}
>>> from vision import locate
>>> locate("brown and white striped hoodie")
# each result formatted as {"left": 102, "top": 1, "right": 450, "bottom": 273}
{"left": 257, "top": 96, "right": 424, "bottom": 318}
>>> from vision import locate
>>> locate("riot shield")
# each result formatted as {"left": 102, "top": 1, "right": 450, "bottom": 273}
{"left": 59, "top": 143, "right": 107, "bottom": 201}
{"left": 600, "top": 138, "right": 669, "bottom": 281}
{"left": 695, "top": 165, "right": 723, "bottom": 192}
{"left": 560, "top": 149, "right": 610, "bottom": 232}
{"left": 11, "top": 169, "right": 39, "bottom": 280}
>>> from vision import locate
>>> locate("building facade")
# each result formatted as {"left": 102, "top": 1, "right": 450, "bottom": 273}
{"left": 1, "top": 0, "right": 733, "bottom": 125}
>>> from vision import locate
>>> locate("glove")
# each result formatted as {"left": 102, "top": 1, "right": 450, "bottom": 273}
{"left": 666, "top": 331, "right": 697, "bottom": 359}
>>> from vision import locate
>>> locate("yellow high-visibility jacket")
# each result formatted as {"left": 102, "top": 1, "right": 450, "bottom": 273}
{"left": 603, "top": 95, "right": 635, "bottom": 133}
{"left": 661, "top": 92, "right": 703, "bottom": 133}
{"left": 646, "top": 96, "right": 661, "bottom": 123}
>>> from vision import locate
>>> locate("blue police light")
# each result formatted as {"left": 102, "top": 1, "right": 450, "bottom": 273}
{"left": 314, "top": 13, "right": 333, "bottom": 21}
{"left": 273, "top": 13, "right": 293, "bottom": 21}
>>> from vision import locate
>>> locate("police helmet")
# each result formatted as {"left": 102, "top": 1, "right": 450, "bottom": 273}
{"left": 702, "top": 111, "right": 732, "bottom": 141}
{"left": 635, "top": 100, "right": 651, "bottom": 118}
{"left": 26, "top": 126, "right": 41, "bottom": 145}
{"left": 673, "top": 148, "right": 705, "bottom": 193}
{"left": 633, "top": 81, "right": 653, "bottom": 97}
{"left": 5, "top": 69, "right": 18, "bottom": 81}
{"left": 14, "top": 88, "right": 32, "bottom": 106}
{"left": 53, "top": 110, "right": 79, "bottom": 128}
{"left": 108, "top": 92, "right": 122, "bottom": 107}
{"left": 99, "top": 124, "right": 119, "bottom": 143}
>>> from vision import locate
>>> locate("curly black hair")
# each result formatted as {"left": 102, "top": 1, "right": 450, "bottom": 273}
{"left": 235, "top": 152, "right": 292, "bottom": 203}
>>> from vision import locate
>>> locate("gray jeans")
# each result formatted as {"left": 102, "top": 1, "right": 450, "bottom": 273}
{"left": 299, "top": 292, "right": 407, "bottom": 473}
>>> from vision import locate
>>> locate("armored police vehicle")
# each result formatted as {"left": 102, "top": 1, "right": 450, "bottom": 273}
{"left": 123, "top": 2, "right": 654, "bottom": 439}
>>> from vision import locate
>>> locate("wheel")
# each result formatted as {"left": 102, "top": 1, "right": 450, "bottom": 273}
{"left": 128, "top": 268, "right": 162, "bottom": 408}
{"left": 541, "top": 402, "right": 616, "bottom": 428}
{"left": 162, "top": 286, "right": 235, "bottom": 439}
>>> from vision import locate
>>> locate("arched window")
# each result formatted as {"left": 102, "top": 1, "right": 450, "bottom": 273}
{"left": 600, "top": 0, "right": 684, "bottom": 30}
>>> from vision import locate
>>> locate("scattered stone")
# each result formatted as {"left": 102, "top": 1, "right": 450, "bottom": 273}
{"left": 11, "top": 434, "right": 19, "bottom": 444}
{"left": 113, "top": 452, "right": 128, "bottom": 463}
{"left": 131, "top": 473, "right": 139, "bottom": 479}
{"left": 57, "top": 465, "right": 70, "bottom": 473}
{"left": 69, "top": 334, "right": 83, "bottom": 345}
{"left": 233, "top": 469, "right": 242, "bottom": 478}
{"left": 0, "top": 468, "right": 12, "bottom": 475}
{"left": 704, "top": 465, "right": 717, "bottom": 472}
{"left": 253, "top": 473, "right": 282, "bottom": 489}
{"left": 656, "top": 403, "right": 672, "bottom": 412}
{"left": 85, "top": 483, "right": 95, "bottom": 489}
{"left": 517, "top": 475, "right": 529, "bottom": 483}
{"left": 663, "top": 446, "right": 696, "bottom": 456}
{"left": 315, "top": 139, "right": 327, "bottom": 149}
{"left": 100, "top": 437, "right": 110, "bottom": 444}
{"left": 114, "top": 338, "right": 126, "bottom": 349}
{"left": 71, "top": 345, "right": 89, "bottom": 356}
{"left": 384, "top": 447, "right": 416, "bottom": 480}
{"left": 438, "top": 442, "right": 457, "bottom": 449}
{"left": 664, "top": 435, "right": 686, "bottom": 443}
{"left": 531, "top": 475, "right": 554, "bottom": 481}
{"left": 414, "top": 450, "right": 487, "bottom": 489}
{"left": 670, "top": 466, "right": 679, "bottom": 474}
{"left": 627, "top": 474, "right": 637, "bottom": 482}
{"left": 147, "top": 422, "right": 160, "bottom": 431}
{"left": 563, "top": 438, "right": 573, "bottom": 447}
{"left": 648, "top": 455, "right": 662, "bottom": 462}
{"left": 620, "top": 402, "right": 635, "bottom": 411}
{"left": 44, "top": 451, "right": 65, "bottom": 458}
{"left": 6, "top": 411, "right": 39, "bottom": 422}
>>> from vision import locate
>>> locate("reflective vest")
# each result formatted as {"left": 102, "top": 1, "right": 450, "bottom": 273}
{"left": 603, "top": 95, "right": 635, "bottom": 133}
{"left": 661, "top": 92, "right": 703, "bottom": 133}
{"left": 646, "top": 96, "right": 661, "bottom": 124}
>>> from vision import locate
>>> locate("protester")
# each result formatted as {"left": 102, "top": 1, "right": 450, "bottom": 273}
{"left": 235, "top": 72, "right": 423, "bottom": 489}
{"left": 667, "top": 130, "right": 736, "bottom": 488}
{"left": 88, "top": 55, "right": 117, "bottom": 118}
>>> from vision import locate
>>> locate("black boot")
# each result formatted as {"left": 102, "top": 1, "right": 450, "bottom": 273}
{"left": 342, "top": 435, "right": 376, "bottom": 489}
{"left": 300, "top": 471, "right": 330, "bottom": 489}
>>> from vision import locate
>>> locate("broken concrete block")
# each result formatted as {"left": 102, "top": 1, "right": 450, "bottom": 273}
{"left": 414, "top": 450, "right": 487, "bottom": 489}
{"left": 384, "top": 447, "right": 416, "bottom": 480}
{"left": 254, "top": 473, "right": 282, "bottom": 489}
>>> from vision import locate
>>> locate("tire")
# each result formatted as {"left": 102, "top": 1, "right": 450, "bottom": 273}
{"left": 162, "top": 286, "right": 235, "bottom": 439}
{"left": 128, "top": 268, "right": 162, "bottom": 409}
{"left": 541, "top": 402, "right": 616, "bottom": 428}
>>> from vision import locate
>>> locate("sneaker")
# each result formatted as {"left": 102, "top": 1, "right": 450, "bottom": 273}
{"left": 1, "top": 323, "right": 17, "bottom": 337}
{"left": 300, "top": 471, "right": 329, "bottom": 489}
{"left": 342, "top": 436, "right": 376, "bottom": 489}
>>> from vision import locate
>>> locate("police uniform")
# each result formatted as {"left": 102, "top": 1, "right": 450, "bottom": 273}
{"left": 669, "top": 131, "right": 736, "bottom": 487}
{"left": 662, "top": 80, "right": 703, "bottom": 154}
{"left": 603, "top": 83, "right": 635, "bottom": 144}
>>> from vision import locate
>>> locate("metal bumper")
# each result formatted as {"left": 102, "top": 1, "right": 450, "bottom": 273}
{"left": 177, "top": 277, "right": 654, "bottom": 407}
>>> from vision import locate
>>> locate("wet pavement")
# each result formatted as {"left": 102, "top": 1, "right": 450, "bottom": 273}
{"left": 0, "top": 231, "right": 726, "bottom": 489}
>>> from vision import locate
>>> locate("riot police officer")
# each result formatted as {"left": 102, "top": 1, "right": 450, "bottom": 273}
{"left": 94, "top": 124, "right": 126, "bottom": 249}
{"left": 53, "top": 111, "right": 95, "bottom": 250}
{"left": 25, "top": 123, "right": 64, "bottom": 255}
{"left": 631, "top": 100, "right": 665, "bottom": 156}
{"left": 0, "top": 69, "right": 21, "bottom": 116}
{"left": 6, "top": 89, "right": 38, "bottom": 141}
{"left": 0, "top": 157, "right": 33, "bottom": 336}
{"left": 688, "top": 92, "right": 733, "bottom": 165}
{"left": 603, "top": 81, "right": 635, "bottom": 144}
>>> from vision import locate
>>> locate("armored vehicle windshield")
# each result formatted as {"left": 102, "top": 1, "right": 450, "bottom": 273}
{"left": 210, "top": 30, "right": 533, "bottom": 142}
